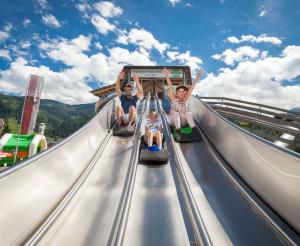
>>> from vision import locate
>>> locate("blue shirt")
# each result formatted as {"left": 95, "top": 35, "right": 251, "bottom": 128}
{"left": 120, "top": 94, "right": 138, "bottom": 114}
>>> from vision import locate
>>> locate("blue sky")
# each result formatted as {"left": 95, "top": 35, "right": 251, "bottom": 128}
{"left": 0, "top": 0, "right": 299, "bottom": 108}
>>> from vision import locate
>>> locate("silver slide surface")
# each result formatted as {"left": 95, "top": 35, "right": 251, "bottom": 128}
{"left": 161, "top": 97, "right": 299, "bottom": 245}
{"left": 0, "top": 97, "right": 118, "bottom": 245}
{"left": 37, "top": 136, "right": 134, "bottom": 245}
{"left": 189, "top": 96, "right": 300, "bottom": 236}
{"left": 123, "top": 163, "right": 191, "bottom": 246}
{"left": 0, "top": 93, "right": 299, "bottom": 245}
{"left": 123, "top": 99, "right": 191, "bottom": 245}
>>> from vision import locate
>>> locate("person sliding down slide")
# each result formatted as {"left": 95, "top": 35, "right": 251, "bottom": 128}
{"left": 115, "top": 70, "right": 144, "bottom": 128}
{"left": 144, "top": 111, "right": 163, "bottom": 150}
{"left": 163, "top": 67, "right": 202, "bottom": 135}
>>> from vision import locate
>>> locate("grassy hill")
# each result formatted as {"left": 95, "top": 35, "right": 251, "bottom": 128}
{"left": 0, "top": 93, "right": 95, "bottom": 141}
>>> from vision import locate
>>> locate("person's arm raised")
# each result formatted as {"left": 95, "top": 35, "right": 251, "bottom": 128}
{"left": 185, "top": 69, "right": 202, "bottom": 100}
{"left": 133, "top": 75, "right": 144, "bottom": 99}
{"left": 163, "top": 67, "right": 176, "bottom": 102}
{"left": 115, "top": 71, "right": 125, "bottom": 97}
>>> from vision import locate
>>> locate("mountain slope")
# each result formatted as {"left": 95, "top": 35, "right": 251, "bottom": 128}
{"left": 0, "top": 93, "right": 96, "bottom": 139}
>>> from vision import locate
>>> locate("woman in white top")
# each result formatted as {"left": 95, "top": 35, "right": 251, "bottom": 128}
{"left": 144, "top": 111, "right": 163, "bottom": 149}
{"left": 162, "top": 67, "right": 202, "bottom": 132}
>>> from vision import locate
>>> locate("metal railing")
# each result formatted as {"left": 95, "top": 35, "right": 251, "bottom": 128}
{"left": 199, "top": 97, "right": 300, "bottom": 152}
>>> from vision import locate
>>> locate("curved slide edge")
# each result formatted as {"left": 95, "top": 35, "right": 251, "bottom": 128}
{"left": 0, "top": 97, "right": 117, "bottom": 245}
{"left": 190, "top": 96, "right": 300, "bottom": 236}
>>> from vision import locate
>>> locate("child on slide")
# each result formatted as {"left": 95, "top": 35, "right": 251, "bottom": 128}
{"left": 144, "top": 111, "right": 163, "bottom": 150}
{"left": 162, "top": 67, "right": 202, "bottom": 135}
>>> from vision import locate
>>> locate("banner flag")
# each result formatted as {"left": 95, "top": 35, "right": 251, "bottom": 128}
{"left": 21, "top": 75, "right": 44, "bottom": 134}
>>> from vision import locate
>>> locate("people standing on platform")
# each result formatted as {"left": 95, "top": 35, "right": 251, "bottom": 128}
{"left": 163, "top": 67, "right": 202, "bottom": 134}
{"left": 115, "top": 70, "right": 144, "bottom": 127}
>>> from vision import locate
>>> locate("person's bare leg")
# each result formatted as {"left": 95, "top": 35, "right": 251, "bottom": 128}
{"left": 147, "top": 131, "right": 154, "bottom": 146}
{"left": 154, "top": 132, "right": 162, "bottom": 149}
{"left": 128, "top": 106, "right": 137, "bottom": 126}
{"left": 185, "top": 112, "right": 195, "bottom": 128}
{"left": 171, "top": 112, "right": 181, "bottom": 130}
{"left": 116, "top": 105, "right": 124, "bottom": 126}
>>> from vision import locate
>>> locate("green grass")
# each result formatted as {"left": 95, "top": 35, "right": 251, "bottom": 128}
{"left": 7, "top": 117, "right": 20, "bottom": 134}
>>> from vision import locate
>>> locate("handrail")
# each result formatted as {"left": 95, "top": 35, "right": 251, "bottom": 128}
{"left": 211, "top": 102, "right": 300, "bottom": 123}
{"left": 199, "top": 96, "right": 300, "bottom": 116}
{"left": 219, "top": 111, "right": 299, "bottom": 136}
{"left": 199, "top": 97, "right": 300, "bottom": 149}
{"left": 212, "top": 106, "right": 300, "bottom": 130}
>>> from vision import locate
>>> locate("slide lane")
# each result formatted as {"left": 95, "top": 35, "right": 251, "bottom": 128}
{"left": 161, "top": 97, "right": 292, "bottom": 245}
{"left": 123, "top": 161, "right": 191, "bottom": 246}
{"left": 178, "top": 139, "right": 287, "bottom": 245}
{"left": 123, "top": 99, "right": 191, "bottom": 245}
{"left": 36, "top": 136, "right": 135, "bottom": 245}
{"left": 33, "top": 98, "right": 148, "bottom": 245}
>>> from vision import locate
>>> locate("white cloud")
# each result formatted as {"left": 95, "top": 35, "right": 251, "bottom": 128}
{"left": 0, "top": 49, "right": 11, "bottom": 60}
{"left": 0, "top": 23, "right": 12, "bottom": 42}
{"left": 76, "top": 2, "right": 90, "bottom": 12}
{"left": 0, "top": 57, "right": 95, "bottom": 104}
{"left": 259, "top": 10, "right": 267, "bottom": 17}
{"left": 91, "top": 15, "right": 115, "bottom": 35}
{"left": 94, "top": 1, "right": 123, "bottom": 18}
{"left": 185, "top": 3, "right": 193, "bottom": 7}
{"left": 37, "top": 0, "right": 48, "bottom": 9}
{"left": 227, "top": 34, "right": 282, "bottom": 45}
{"left": 4, "top": 23, "right": 12, "bottom": 32}
{"left": 169, "top": 0, "right": 181, "bottom": 7}
{"left": 39, "top": 35, "right": 91, "bottom": 67}
{"left": 75, "top": 2, "right": 91, "bottom": 19}
{"left": 23, "top": 18, "right": 32, "bottom": 28}
{"left": 167, "top": 51, "right": 202, "bottom": 74}
{"left": 259, "top": 5, "right": 267, "bottom": 17}
{"left": 0, "top": 34, "right": 156, "bottom": 104}
{"left": 20, "top": 41, "right": 31, "bottom": 49}
{"left": 227, "top": 36, "right": 239, "bottom": 43}
{"left": 109, "top": 47, "right": 155, "bottom": 66}
{"left": 220, "top": 0, "right": 226, "bottom": 4}
{"left": 116, "top": 28, "right": 170, "bottom": 54}
{"left": 212, "top": 46, "right": 261, "bottom": 66}
{"left": 0, "top": 31, "right": 10, "bottom": 42}
{"left": 42, "top": 14, "right": 61, "bottom": 28}
{"left": 95, "top": 42, "right": 103, "bottom": 50}
{"left": 196, "top": 45, "right": 300, "bottom": 109}
{"left": 39, "top": 35, "right": 155, "bottom": 82}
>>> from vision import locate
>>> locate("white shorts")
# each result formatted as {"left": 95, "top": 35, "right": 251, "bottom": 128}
{"left": 122, "top": 114, "right": 137, "bottom": 124}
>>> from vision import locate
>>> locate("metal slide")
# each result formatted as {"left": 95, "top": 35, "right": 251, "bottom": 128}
{"left": 0, "top": 94, "right": 299, "bottom": 245}
{"left": 0, "top": 96, "right": 141, "bottom": 245}
{"left": 159, "top": 97, "right": 300, "bottom": 245}
{"left": 122, "top": 99, "right": 192, "bottom": 245}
